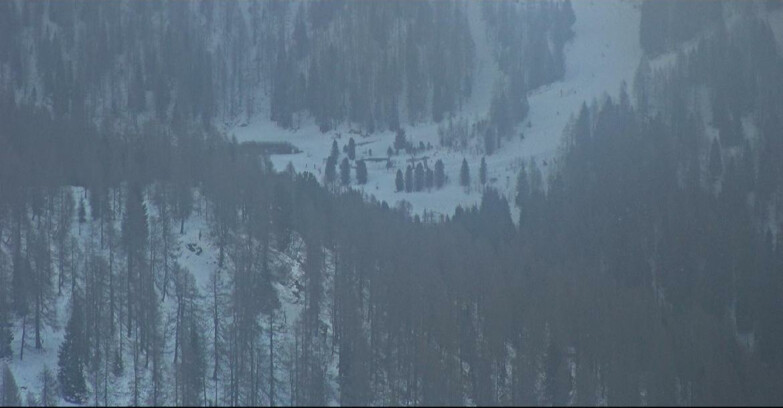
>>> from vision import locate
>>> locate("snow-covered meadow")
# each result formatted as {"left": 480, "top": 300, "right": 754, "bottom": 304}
{"left": 228, "top": 0, "right": 643, "bottom": 221}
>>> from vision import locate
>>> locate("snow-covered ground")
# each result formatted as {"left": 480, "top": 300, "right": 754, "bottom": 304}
{"left": 3, "top": 188, "right": 340, "bottom": 406}
{"left": 228, "top": 0, "right": 643, "bottom": 221}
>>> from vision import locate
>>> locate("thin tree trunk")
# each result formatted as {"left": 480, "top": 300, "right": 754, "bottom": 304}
{"left": 269, "top": 316, "right": 275, "bottom": 407}
{"left": 20, "top": 313, "right": 26, "bottom": 361}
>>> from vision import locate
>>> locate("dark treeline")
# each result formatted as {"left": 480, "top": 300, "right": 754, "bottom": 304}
{"left": 0, "top": 0, "right": 572, "bottom": 135}
{"left": 639, "top": 0, "right": 723, "bottom": 56}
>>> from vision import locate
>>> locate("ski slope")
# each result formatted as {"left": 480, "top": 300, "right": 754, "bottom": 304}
{"left": 229, "top": 0, "right": 643, "bottom": 221}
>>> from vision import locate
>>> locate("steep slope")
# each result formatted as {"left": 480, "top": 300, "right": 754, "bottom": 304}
{"left": 3, "top": 188, "right": 340, "bottom": 406}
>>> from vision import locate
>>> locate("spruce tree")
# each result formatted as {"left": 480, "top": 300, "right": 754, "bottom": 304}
{"left": 0, "top": 296, "right": 12, "bottom": 360}
{"left": 331, "top": 140, "right": 339, "bottom": 160}
{"left": 460, "top": 158, "right": 470, "bottom": 187}
{"left": 325, "top": 155, "right": 337, "bottom": 185}
{"left": 347, "top": 137, "right": 356, "bottom": 160}
{"left": 356, "top": 160, "right": 368, "bottom": 185}
{"left": 405, "top": 165, "right": 414, "bottom": 193}
{"left": 78, "top": 198, "right": 86, "bottom": 225}
{"left": 178, "top": 316, "right": 205, "bottom": 406}
{"left": 395, "top": 170, "right": 404, "bottom": 192}
{"left": 479, "top": 157, "right": 487, "bottom": 185}
{"left": 340, "top": 157, "right": 351, "bottom": 186}
{"left": 414, "top": 163, "right": 425, "bottom": 192}
{"left": 515, "top": 163, "right": 531, "bottom": 228}
{"left": 1, "top": 365, "right": 20, "bottom": 407}
{"left": 58, "top": 296, "right": 87, "bottom": 403}
{"left": 394, "top": 129, "right": 407, "bottom": 152}
{"left": 434, "top": 159, "right": 446, "bottom": 189}
{"left": 38, "top": 366, "right": 57, "bottom": 407}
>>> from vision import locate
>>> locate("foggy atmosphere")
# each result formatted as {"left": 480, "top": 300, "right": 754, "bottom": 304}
{"left": 1, "top": 0, "right": 783, "bottom": 406}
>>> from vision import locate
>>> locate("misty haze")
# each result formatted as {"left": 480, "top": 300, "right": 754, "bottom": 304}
{"left": 1, "top": 0, "right": 783, "bottom": 406}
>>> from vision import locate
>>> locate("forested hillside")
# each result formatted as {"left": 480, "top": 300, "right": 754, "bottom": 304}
{"left": 3, "top": 0, "right": 783, "bottom": 406}
{"left": 0, "top": 0, "right": 573, "bottom": 133}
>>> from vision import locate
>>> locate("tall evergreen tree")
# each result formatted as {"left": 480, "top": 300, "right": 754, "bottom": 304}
{"left": 434, "top": 159, "right": 446, "bottom": 189}
{"left": 479, "top": 156, "right": 487, "bottom": 185}
{"left": 77, "top": 197, "right": 86, "bottom": 225}
{"left": 325, "top": 155, "right": 337, "bottom": 185}
{"left": 0, "top": 291, "right": 11, "bottom": 360}
{"left": 414, "top": 162, "right": 425, "bottom": 192}
{"left": 58, "top": 296, "right": 86, "bottom": 403}
{"left": 347, "top": 137, "right": 356, "bottom": 160}
{"left": 355, "top": 160, "right": 368, "bottom": 185}
{"left": 1, "top": 365, "right": 20, "bottom": 407}
{"left": 460, "top": 158, "right": 470, "bottom": 188}
{"left": 38, "top": 366, "right": 57, "bottom": 407}
{"left": 395, "top": 169, "right": 404, "bottom": 192}
{"left": 394, "top": 129, "right": 407, "bottom": 153}
{"left": 340, "top": 157, "right": 351, "bottom": 186}
{"left": 405, "top": 165, "right": 414, "bottom": 193}
{"left": 331, "top": 139, "right": 339, "bottom": 160}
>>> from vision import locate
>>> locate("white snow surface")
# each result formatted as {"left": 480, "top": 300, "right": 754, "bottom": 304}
{"left": 3, "top": 188, "right": 340, "bottom": 406}
{"left": 228, "top": 0, "right": 643, "bottom": 221}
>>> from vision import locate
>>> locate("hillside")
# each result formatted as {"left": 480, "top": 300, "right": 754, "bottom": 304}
{"left": 231, "top": 0, "right": 642, "bottom": 220}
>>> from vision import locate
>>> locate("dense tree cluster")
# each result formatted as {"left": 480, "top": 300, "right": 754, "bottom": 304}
{"left": 0, "top": 0, "right": 575, "bottom": 138}
{"left": 639, "top": 0, "right": 723, "bottom": 56}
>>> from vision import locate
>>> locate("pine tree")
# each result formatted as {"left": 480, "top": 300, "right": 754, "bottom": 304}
{"left": 460, "top": 158, "right": 470, "bottom": 188}
{"left": 479, "top": 157, "right": 487, "bottom": 185}
{"left": 395, "top": 170, "right": 404, "bottom": 192}
{"left": 394, "top": 129, "right": 407, "bottom": 152}
{"left": 325, "top": 155, "right": 337, "bottom": 185}
{"left": 347, "top": 137, "right": 356, "bottom": 160}
{"left": 78, "top": 198, "right": 87, "bottom": 225}
{"left": 0, "top": 293, "right": 12, "bottom": 360}
{"left": 355, "top": 160, "right": 368, "bottom": 185}
{"left": 2, "top": 364, "right": 20, "bottom": 407}
{"left": 178, "top": 313, "right": 205, "bottom": 406}
{"left": 58, "top": 296, "right": 87, "bottom": 403}
{"left": 340, "top": 158, "right": 351, "bottom": 186}
{"left": 331, "top": 140, "right": 339, "bottom": 160}
{"left": 414, "top": 163, "right": 425, "bottom": 192}
{"left": 434, "top": 159, "right": 446, "bottom": 189}
{"left": 515, "top": 163, "right": 530, "bottom": 209}
{"left": 425, "top": 167, "right": 434, "bottom": 190}
{"left": 38, "top": 366, "right": 57, "bottom": 407}
{"left": 122, "top": 185, "right": 148, "bottom": 338}
{"left": 405, "top": 165, "right": 414, "bottom": 193}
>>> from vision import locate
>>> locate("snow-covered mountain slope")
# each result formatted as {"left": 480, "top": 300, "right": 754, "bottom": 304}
{"left": 3, "top": 188, "right": 340, "bottom": 406}
{"left": 228, "top": 0, "right": 643, "bottom": 221}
